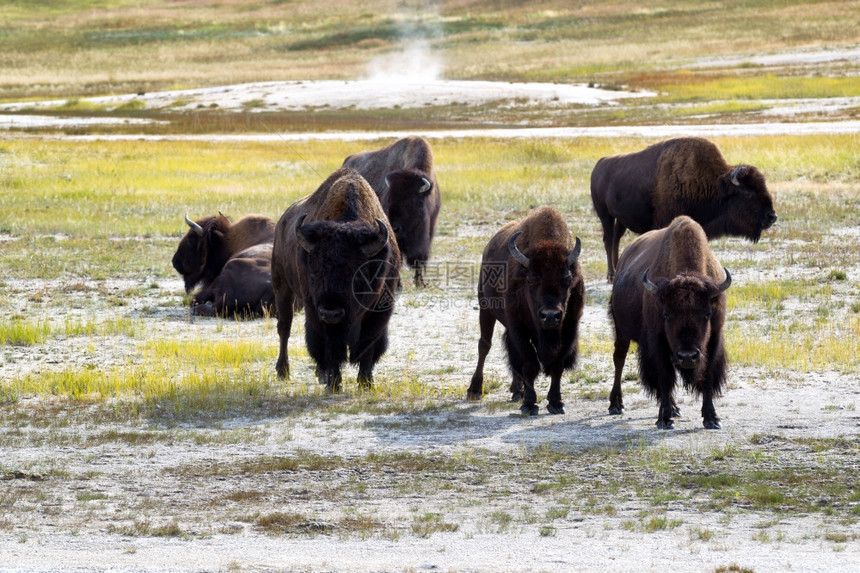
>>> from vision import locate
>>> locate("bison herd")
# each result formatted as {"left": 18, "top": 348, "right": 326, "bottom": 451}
{"left": 172, "top": 135, "right": 777, "bottom": 429}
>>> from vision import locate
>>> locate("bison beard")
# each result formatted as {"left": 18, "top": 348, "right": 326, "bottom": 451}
{"left": 468, "top": 207, "right": 584, "bottom": 416}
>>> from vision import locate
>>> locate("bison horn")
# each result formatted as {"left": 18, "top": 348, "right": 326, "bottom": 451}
{"left": 294, "top": 214, "right": 314, "bottom": 253}
{"left": 567, "top": 237, "right": 582, "bottom": 267}
{"left": 642, "top": 269, "right": 659, "bottom": 294}
{"left": 384, "top": 174, "right": 391, "bottom": 189}
{"left": 184, "top": 213, "right": 204, "bottom": 236}
{"left": 361, "top": 218, "right": 390, "bottom": 257}
{"left": 718, "top": 267, "right": 732, "bottom": 292}
{"left": 508, "top": 231, "right": 530, "bottom": 268}
{"left": 419, "top": 177, "right": 432, "bottom": 196}
{"left": 730, "top": 164, "right": 742, "bottom": 187}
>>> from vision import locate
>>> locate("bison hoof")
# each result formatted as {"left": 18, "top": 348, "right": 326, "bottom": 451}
{"left": 608, "top": 405, "right": 623, "bottom": 415}
{"left": 703, "top": 418, "right": 722, "bottom": 430}
{"left": 546, "top": 403, "right": 565, "bottom": 415}
{"left": 511, "top": 391, "right": 524, "bottom": 403}
{"left": 520, "top": 403, "right": 539, "bottom": 416}
{"left": 672, "top": 406, "right": 682, "bottom": 418}
{"left": 656, "top": 418, "right": 674, "bottom": 430}
{"left": 466, "top": 390, "right": 482, "bottom": 401}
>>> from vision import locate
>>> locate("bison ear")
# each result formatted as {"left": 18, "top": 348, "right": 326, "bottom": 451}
{"left": 294, "top": 214, "right": 315, "bottom": 253}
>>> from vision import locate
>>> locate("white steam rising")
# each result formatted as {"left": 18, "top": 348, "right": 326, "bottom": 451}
{"left": 365, "top": 9, "right": 443, "bottom": 82}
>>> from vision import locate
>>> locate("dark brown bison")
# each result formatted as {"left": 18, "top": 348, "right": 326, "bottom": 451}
{"left": 342, "top": 136, "right": 441, "bottom": 287}
{"left": 591, "top": 136, "right": 777, "bottom": 281}
{"left": 609, "top": 215, "right": 731, "bottom": 429}
{"left": 467, "top": 207, "right": 584, "bottom": 416}
{"left": 172, "top": 212, "right": 276, "bottom": 317}
{"left": 271, "top": 167, "right": 401, "bottom": 391}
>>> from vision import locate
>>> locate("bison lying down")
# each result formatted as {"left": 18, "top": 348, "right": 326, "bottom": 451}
{"left": 591, "top": 136, "right": 776, "bottom": 281}
{"left": 272, "top": 168, "right": 401, "bottom": 391}
{"left": 172, "top": 212, "right": 276, "bottom": 317}
{"left": 342, "top": 136, "right": 441, "bottom": 287}
{"left": 609, "top": 215, "right": 731, "bottom": 429}
{"left": 468, "top": 207, "right": 584, "bottom": 416}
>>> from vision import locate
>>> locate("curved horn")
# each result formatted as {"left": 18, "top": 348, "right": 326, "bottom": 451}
{"left": 294, "top": 214, "right": 314, "bottom": 253}
{"left": 419, "top": 177, "right": 432, "bottom": 196}
{"left": 508, "top": 231, "right": 530, "bottom": 268}
{"left": 185, "top": 213, "right": 204, "bottom": 236}
{"left": 384, "top": 174, "right": 391, "bottom": 189}
{"left": 642, "top": 269, "right": 659, "bottom": 294}
{"left": 730, "top": 164, "right": 742, "bottom": 187}
{"left": 361, "top": 218, "right": 390, "bottom": 257}
{"left": 718, "top": 267, "right": 732, "bottom": 292}
{"left": 567, "top": 237, "right": 582, "bottom": 267}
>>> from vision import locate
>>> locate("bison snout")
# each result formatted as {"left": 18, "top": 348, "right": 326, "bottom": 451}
{"left": 318, "top": 306, "right": 346, "bottom": 324}
{"left": 539, "top": 309, "right": 563, "bottom": 329}
{"left": 675, "top": 349, "right": 700, "bottom": 369}
{"left": 763, "top": 211, "right": 778, "bottom": 229}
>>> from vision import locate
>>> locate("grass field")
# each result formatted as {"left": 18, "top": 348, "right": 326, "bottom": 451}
{"left": 1, "top": 2, "right": 859, "bottom": 571}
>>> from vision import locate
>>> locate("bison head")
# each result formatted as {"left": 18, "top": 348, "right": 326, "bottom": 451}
{"left": 719, "top": 164, "right": 777, "bottom": 242}
{"left": 643, "top": 268, "right": 731, "bottom": 370}
{"left": 172, "top": 213, "right": 231, "bottom": 293}
{"left": 295, "top": 214, "right": 392, "bottom": 327}
{"left": 383, "top": 169, "right": 433, "bottom": 265}
{"left": 509, "top": 231, "right": 582, "bottom": 330}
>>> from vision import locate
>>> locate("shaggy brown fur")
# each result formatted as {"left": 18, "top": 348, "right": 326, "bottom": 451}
{"left": 591, "top": 136, "right": 776, "bottom": 281}
{"left": 171, "top": 213, "right": 275, "bottom": 317}
{"left": 468, "top": 207, "right": 585, "bottom": 416}
{"left": 271, "top": 168, "right": 402, "bottom": 391}
{"left": 609, "top": 216, "right": 730, "bottom": 430}
{"left": 342, "top": 136, "right": 441, "bottom": 286}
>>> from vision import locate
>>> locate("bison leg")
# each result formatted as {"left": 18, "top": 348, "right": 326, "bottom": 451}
{"left": 274, "top": 290, "right": 295, "bottom": 379}
{"left": 597, "top": 214, "right": 617, "bottom": 282}
{"left": 608, "top": 220, "right": 627, "bottom": 282}
{"left": 352, "top": 312, "right": 393, "bottom": 391}
{"left": 546, "top": 368, "right": 565, "bottom": 415}
{"left": 700, "top": 335, "right": 727, "bottom": 429}
{"left": 609, "top": 337, "right": 630, "bottom": 415}
{"left": 504, "top": 331, "right": 540, "bottom": 416}
{"left": 509, "top": 373, "right": 525, "bottom": 403}
{"left": 413, "top": 260, "right": 427, "bottom": 288}
{"left": 467, "top": 308, "right": 496, "bottom": 400}
{"left": 638, "top": 336, "right": 677, "bottom": 429}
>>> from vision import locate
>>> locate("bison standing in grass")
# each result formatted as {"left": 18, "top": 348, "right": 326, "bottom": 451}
{"left": 342, "top": 136, "right": 441, "bottom": 287}
{"left": 468, "top": 207, "right": 584, "bottom": 416}
{"left": 172, "top": 212, "right": 276, "bottom": 317}
{"left": 591, "top": 136, "right": 777, "bottom": 281}
{"left": 609, "top": 215, "right": 732, "bottom": 430}
{"left": 271, "top": 168, "right": 401, "bottom": 392}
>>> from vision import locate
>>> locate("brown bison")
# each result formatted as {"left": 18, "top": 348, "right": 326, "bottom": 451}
{"left": 342, "top": 136, "right": 441, "bottom": 287}
{"left": 271, "top": 167, "right": 401, "bottom": 391}
{"left": 591, "top": 136, "right": 777, "bottom": 281}
{"left": 172, "top": 212, "right": 276, "bottom": 317}
{"left": 608, "top": 215, "right": 731, "bottom": 430}
{"left": 468, "top": 207, "right": 585, "bottom": 416}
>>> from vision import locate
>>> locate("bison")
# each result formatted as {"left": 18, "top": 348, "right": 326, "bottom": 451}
{"left": 608, "top": 215, "right": 731, "bottom": 430}
{"left": 467, "top": 207, "right": 585, "bottom": 416}
{"left": 172, "top": 212, "right": 276, "bottom": 317}
{"left": 271, "top": 167, "right": 401, "bottom": 391}
{"left": 342, "top": 135, "right": 441, "bottom": 287}
{"left": 591, "top": 136, "right": 777, "bottom": 281}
